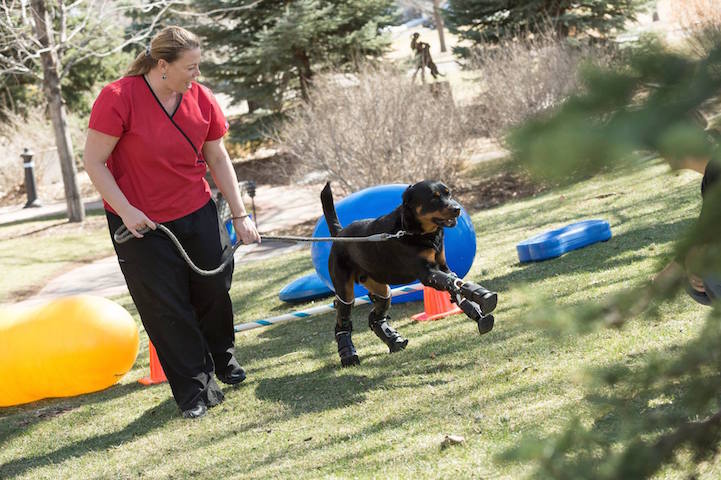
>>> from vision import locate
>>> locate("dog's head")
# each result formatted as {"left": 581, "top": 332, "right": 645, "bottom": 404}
{"left": 401, "top": 180, "right": 461, "bottom": 234}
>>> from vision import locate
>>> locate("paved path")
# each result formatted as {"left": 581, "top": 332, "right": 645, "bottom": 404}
{"left": 2, "top": 184, "right": 324, "bottom": 307}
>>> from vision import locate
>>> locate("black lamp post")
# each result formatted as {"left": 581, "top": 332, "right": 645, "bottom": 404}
{"left": 246, "top": 180, "right": 257, "bottom": 226}
{"left": 21, "top": 148, "right": 41, "bottom": 208}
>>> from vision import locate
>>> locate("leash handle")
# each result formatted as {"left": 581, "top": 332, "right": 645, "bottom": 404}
{"left": 114, "top": 225, "right": 151, "bottom": 244}
{"left": 114, "top": 224, "right": 239, "bottom": 276}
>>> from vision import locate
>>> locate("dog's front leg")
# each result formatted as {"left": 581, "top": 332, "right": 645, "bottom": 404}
{"left": 421, "top": 268, "right": 495, "bottom": 335}
{"left": 425, "top": 268, "right": 497, "bottom": 315}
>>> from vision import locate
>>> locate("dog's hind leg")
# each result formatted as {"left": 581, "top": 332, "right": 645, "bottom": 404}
{"left": 363, "top": 279, "right": 408, "bottom": 353}
{"left": 332, "top": 267, "right": 360, "bottom": 367}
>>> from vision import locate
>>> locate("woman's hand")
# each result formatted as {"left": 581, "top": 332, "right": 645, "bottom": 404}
{"left": 120, "top": 205, "right": 156, "bottom": 238}
{"left": 233, "top": 216, "right": 261, "bottom": 245}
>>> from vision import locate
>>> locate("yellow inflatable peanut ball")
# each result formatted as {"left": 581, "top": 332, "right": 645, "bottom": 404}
{"left": 0, "top": 295, "right": 139, "bottom": 407}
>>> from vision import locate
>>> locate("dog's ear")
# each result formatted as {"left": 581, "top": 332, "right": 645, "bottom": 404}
{"left": 400, "top": 203, "right": 421, "bottom": 233}
{"left": 401, "top": 186, "right": 422, "bottom": 233}
{"left": 402, "top": 184, "right": 413, "bottom": 205}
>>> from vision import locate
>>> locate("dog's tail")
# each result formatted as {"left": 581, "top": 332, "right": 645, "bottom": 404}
{"left": 321, "top": 182, "right": 342, "bottom": 237}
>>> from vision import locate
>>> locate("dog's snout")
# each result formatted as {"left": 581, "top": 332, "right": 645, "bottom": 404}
{"left": 449, "top": 203, "right": 461, "bottom": 216}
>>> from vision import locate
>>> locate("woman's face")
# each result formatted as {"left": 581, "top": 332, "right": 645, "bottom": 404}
{"left": 163, "top": 48, "right": 201, "bottom": 92}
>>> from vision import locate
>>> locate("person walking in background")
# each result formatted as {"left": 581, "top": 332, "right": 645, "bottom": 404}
{"left": 83, "top": 26, "right": 260, "bottom": 419}
{"left": 411, "top": 32, "right": 442, "bottom": 82}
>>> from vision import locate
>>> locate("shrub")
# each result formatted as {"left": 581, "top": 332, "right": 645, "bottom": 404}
{"left": 467, "top": 29, "right": 615, "bottom": 141}
{"left": 276, "top": 66, "right": 469, "bottom": 195}
{"left": 669, "top": 0, "right": 721, "bottom": 58}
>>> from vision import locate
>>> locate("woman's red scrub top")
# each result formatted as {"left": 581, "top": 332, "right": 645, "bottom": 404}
{"left": 88, "top": 75, "right": 229, "bottom": 222}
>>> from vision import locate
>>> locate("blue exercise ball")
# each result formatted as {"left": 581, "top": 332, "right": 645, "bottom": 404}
{"left": 310, "top": 184, "right": 477, "bottom": 303}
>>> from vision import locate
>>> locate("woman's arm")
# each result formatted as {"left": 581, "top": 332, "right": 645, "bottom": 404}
{"left": 203, "top": 138, "right": 260, "bottom": 244}
{"left": 83, "top": 128, "right": 155, "bottom": 238}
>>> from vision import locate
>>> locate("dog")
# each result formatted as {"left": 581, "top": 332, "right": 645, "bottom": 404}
{"left": 321, "top": 180, "right": 498, "bottom": 367}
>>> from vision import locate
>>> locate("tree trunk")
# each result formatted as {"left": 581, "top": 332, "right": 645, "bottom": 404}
{"left": 433, "top": 0, "right": 447, "bottom": 53}
{"left": 30, "top": 0, "right": 84, "bottom": 222}
{"left": 294, "top": 47, "right": 313, "bottom": 101}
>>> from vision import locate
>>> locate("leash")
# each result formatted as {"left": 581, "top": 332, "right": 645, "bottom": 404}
{"left": 260, "top": 232, "right": 406, "bottom": 243}
{"left": 113, "top": 225, "right": 407, "bottom": 276}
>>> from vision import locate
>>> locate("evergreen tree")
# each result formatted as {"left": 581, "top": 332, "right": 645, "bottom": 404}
{"left": 445, "top": 0, "right": 639, "bottom": 56}
{"left": 194, "top": 0, "right": 394, "bottom": 110}
{"left": 503, "top": 40, "right": 721, "bottom": 479}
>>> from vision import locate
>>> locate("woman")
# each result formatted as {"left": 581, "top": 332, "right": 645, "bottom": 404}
{"left": 654, "top": 152, "right": 721, "bottom": 304}
{"left": 84, "top": 26, "right": 260, "bottom": 419}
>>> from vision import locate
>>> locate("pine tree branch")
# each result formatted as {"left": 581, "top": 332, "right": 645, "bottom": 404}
{"left": 168, "top": 0, "right": 262, "bottom": 17}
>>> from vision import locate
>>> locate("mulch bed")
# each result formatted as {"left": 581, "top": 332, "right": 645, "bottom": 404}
{"left": 452, "top": 170, "right": 546, "bottom": 213}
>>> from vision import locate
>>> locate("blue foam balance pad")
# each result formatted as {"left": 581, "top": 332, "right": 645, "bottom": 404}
{"left": 279, "top": 273, "right": 334, "bottom": 303}
{"left": 516, "top": 219, "right": 612, "bottom": 263}
{"left": 279, "top": 273, "right": 424, "bottom": 304}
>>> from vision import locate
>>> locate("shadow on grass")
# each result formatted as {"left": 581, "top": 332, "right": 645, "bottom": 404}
{"left": 0, "top": 380, "right": 148, "bottom": 450}
{"left": 0, "top": 396, "right": 174, "bottom": 478}
{"left": 245, "top": 308, "right": 534, "bottom": 416}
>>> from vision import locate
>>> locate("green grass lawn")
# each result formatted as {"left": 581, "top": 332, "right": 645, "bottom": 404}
{"left": 1, "top": 159, "right": 717, "bottom": 479}
{"left": 0, "top": 212, "right": 114, "bottom": 303}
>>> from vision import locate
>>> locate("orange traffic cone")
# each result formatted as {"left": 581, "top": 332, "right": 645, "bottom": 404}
{"left": 138, "top": 341, "right": 167, "bottom": 385}
{"left": 412, "top": 286, "right": 461, "bottom": 322}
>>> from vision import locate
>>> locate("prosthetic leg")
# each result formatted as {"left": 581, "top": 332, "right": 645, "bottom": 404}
{"left": 334, "top": 296, "right": 359, "bottom": 367}
{"left": 367, "top": 289, "right": 408, "bottom": 353}
{"left": 424, "top": 271, "right": 497, "bottom": 334}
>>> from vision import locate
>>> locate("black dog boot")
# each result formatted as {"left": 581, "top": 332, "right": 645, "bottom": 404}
{"left": 335, "top": 325, "right": 360, "bottom": 367}
{"left": 369, "top": 312, "right": 408, "bottom": 353}
{"left": 459, "top": 282, "right": 497, "bottom": 315}
{"left": 477, "top": 313, "right": 494, "bottom": 335}
{"left": 452, "top": 293, "right": 494, "bottom": 335}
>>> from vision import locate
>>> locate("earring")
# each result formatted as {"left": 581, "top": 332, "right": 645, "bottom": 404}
{"left": 162, "top": 72, "right": 167, "bottom": 80}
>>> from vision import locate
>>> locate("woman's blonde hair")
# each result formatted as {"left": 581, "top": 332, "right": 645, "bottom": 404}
{"left": 125, "top": 26, "right": 200, "bottom": 76}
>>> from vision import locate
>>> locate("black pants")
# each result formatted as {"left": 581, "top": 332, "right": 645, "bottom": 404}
{"left": 106, "top": 200, "right": 237, "bottom": 411}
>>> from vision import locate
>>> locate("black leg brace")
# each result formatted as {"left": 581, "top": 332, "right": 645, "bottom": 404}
{"left": 424, "top": 271, "right": 496, "bottom": 335}
{"left": 425, "top": 271, "right": 497, "bottom": 315}
{"left": 334, "top": 296, "right": 359, "bottom": 367}
{"left": 368, "top": 292, "right": 408, "bottom": 353}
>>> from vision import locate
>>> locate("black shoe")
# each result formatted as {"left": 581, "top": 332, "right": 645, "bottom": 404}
{"left": 182, "top": 402, "right": 207, "bottom": 419}
{"left": 217, "top": 364, "right": 246, "bottom": 385}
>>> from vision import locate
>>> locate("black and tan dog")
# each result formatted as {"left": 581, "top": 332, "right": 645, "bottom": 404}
{"left": 321, "top": 180, "right": 497, "bottom": 367}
